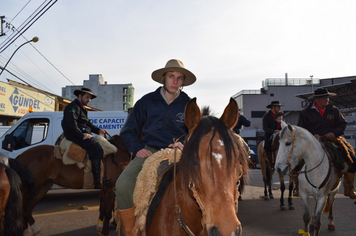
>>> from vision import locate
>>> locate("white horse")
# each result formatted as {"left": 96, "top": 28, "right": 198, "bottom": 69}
{"left": 275, "top": 124, "right": 342, "bottom": 236}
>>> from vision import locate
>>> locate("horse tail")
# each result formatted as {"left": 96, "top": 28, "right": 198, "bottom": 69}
{"left": 4, "top": 165, "right": 24, "bottom": 236}
{"left": 323, "top": 195, "right": 331, "bottom": 214}
{"left": 9, "top": 158, "right": 35, "bottom": 202}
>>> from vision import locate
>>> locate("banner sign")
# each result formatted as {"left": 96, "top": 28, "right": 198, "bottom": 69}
{"left": 0, "top": 81, "right": 55, "bottom": 116}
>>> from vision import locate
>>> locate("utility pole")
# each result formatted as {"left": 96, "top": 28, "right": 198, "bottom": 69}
{"left": 310, "top": 75, "right": 313, "bottom": 92}
{"left": 0, "top": 16, "right": 5, "bottom": 36}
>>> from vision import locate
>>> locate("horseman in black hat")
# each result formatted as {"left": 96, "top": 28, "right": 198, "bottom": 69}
{"left": 262, "top": 101, "right": 283, "bottom": 170}
{"left": 62, "top": 87, "right": 108, "bottom": 189}
{"left": 298, "top": 87, "right": 356, "bottom": 199}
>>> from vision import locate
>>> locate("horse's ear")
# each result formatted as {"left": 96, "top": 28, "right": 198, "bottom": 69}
{"left": 287, "top": 123, "right": 294, "bottom": 132}
{"left": 185, "top": 98, "right": 202, "bottom": 134}
{"left": 220, "top": 98, "right": 239, "bottom": 130}
{"left": 281, "top": 120, "right": 287, "bottom": 129}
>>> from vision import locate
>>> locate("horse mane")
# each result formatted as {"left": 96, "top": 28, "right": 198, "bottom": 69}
{"left": 179, "top": 115, "right": 243, "bottom": 187}
{"left": 3, "top": 164, "right": 24, "bottom": 236}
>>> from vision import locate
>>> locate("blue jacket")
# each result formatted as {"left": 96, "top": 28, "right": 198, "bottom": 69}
{"left": 233, "top": 115, "right": 251, "bottom": 134}
{"left": 120, "top": 87, "right": 190, "bottom": 156}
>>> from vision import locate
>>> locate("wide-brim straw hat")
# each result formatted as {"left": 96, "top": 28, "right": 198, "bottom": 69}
{"left": 308, "top": 88, "right": 336, "bottom": 100}
{"left": 74, "top": 87, "right": 97, "bottom": 99}
{"left": 266, "top": 101, "right": 283, "bottom": 108}
{"left": 151, "top": 59, "right": 196, "bottom": 86}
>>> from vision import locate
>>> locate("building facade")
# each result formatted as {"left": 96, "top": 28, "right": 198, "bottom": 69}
{"left": 62, "top": 74, "right": 134, "bottom": 111}
{"left": 233, "top": 75, "right": 356, "bottom": 150}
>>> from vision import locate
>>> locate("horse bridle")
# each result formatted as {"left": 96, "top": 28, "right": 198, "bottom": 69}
{"left": 284, "top": 128, "right": 332, "bottom": 191}
{"left": 171, "top": 136, "right": 241, "bottom": 236}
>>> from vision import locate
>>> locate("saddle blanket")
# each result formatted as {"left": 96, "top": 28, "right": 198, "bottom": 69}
{"left": 58, "top": 135, "right": 117, "bottom": 166}
{"left": 133, "top": 147, "right": 182, "bottom": 234}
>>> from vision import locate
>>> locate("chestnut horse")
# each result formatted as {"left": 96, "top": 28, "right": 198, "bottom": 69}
{"left": 257, "top": 135, "right": 295, "bottom": 210}
{"left": 0, "top": 162, "right": 24, "bottom": 236}
{"left": 145, "top": 98, "right": 249, "bottom": 236}
{"left": 16, "top": 135, "right": 131, "bottom": 236}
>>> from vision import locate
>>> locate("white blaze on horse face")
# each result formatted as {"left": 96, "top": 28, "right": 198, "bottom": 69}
{"left": 212, "top": 152, "right": 223, "bottom": 168}
{"left": 218, "top": 139, "right": 224, "bottom": 146}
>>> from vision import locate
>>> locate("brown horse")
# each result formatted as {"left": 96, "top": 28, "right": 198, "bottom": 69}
{"left": 0, "top": 162, "right": 24, "bottom": 236}
{"left": 257, "top": 135, "right": 295, "bottom": 210}
{"left": 16, "top": 135, "right": 131, "bottom": 236}
{"left": 144, "top": 98, "right": 249, "bottom": 236}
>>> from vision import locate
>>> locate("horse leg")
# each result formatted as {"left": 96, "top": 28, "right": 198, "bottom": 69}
{"left": 23, "top": 179, "right": 54, "bottom": 236}
{"left": 266, "top": 166, "right": 274, "bottom": 199}
{"left": 98, "top": 184, "right": 116, "bottom": 236}
{"left": 279, "top": 174, "right": 286, "bottom": 210}
{"left": 325, "top": 192, "right": 337, "bottom": 231}
{"left": 288, "top": 179, "right": 295, "bottom": 210}
{"left": 268, "top": 180, "right": 274, "bottom": 199}
{"left": 300, "top": 195, "right": 311, "bottom": 236}
{"left": 312, "top": 198, "right": 325, "bottom": 236}
{"left": 263, "top": 183, "right": 269, "bottom": 200}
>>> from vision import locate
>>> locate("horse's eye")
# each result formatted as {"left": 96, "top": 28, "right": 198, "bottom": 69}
{"left": 286, "top": 142, "right": 292, "bottom": 146}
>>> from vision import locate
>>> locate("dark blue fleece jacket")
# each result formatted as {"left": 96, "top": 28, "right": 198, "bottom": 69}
{"left": 120, "top": 87, "right": 190, "bottom": 156}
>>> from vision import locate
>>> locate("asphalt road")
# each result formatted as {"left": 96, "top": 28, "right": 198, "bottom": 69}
{"left": 32, "top": 169, "right": 356, "bottom": 236}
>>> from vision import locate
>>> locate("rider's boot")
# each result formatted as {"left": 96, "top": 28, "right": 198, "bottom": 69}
{"left": 266, "top": 151, "right": 275, "bottom": 170}
{"left": 91, "top": 159, "right": 101, "bottom": 189}
{"left": 343, "top": 173, "right": 356, "bottom": 199}
{"left": 118, "top": 207, "right": 137, "bottom": 236}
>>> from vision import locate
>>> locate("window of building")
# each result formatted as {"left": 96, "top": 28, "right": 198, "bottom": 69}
{"left": 123, "top": 103, "right": 127, "bottom": 111}
{"left": 123, "top": 88, "right": 127, "bottom": 94}
{"left": 251, "top": 111, "right": 266, "bottom": 118}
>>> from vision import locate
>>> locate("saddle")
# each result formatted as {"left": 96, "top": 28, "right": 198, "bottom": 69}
{"left": 321, "top": 136, "right": 355, "bottom": 173}
{"left": 54, "top": 135, "right": 118, "bottom": 166}
{"left": 53, "top": 135, "right": 118, "bottom": 189}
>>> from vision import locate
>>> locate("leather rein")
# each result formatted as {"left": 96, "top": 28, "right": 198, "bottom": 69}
{"left": 285, "top": 128, "right": 332, "bottom": 191}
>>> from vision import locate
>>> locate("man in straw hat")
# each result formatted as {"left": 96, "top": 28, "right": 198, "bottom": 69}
{"left": 298, "top": 87, "right": 356, "bottom": 199}
{"left": 62, "top": 87, "right": 108, "bottom": 189}
{"left": 115, "top": 59, "right": 196, "bottom": 235}
{"left": 262, "top": 101, "right": 283, "bottom": 170}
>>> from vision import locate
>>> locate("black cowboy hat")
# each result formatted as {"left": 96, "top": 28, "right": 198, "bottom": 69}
{"left": 307, "top": 87, "right": 336, "bottom": 100}
{"left": 266, "top": 101, "right": 282, "bottom": 108}
{"left": 74, "top": 87, "right": 97, "bottom": 99}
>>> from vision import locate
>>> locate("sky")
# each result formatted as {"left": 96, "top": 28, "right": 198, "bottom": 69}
{"left": 1, "top": 0, "right": 356, "bottom": 115}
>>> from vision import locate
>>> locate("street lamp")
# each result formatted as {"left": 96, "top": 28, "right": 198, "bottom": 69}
{"left": 0, "top": 36, "right": 39, "bottom": 76}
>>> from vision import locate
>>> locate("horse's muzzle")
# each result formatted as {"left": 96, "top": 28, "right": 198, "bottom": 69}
{"left": 276, "top": 163, "right": 289, "bottom": 175}
{"left": 207, "top": 225, "right": 242, "bottom": 236}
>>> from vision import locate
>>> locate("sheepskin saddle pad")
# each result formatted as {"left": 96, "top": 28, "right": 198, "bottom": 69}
{"left": 58, "top": 135, "right": 117, "bottom": 166}
{"left": 133, "top": 147, "right": 182, "bottom": 233}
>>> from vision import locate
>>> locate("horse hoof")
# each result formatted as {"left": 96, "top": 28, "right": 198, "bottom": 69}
{"left": 328, "top": 225, "right": 335, "bottom": 231}
{"left": 289, "top": 205, "right": 295, "bottom": 210}
{"left": 264, "top": 196, "right": 269, "bottom": 200}
{"left": 280, "top": 206, "right": 287, "bottom": 211}
{"left": 269, "top": 195, "right": 274, "bottom": 199}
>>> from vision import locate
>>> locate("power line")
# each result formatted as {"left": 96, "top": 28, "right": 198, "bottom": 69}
{"left": 0, "top": 0, "right": 57, "bottom": 54}
{"left": 0, "top": 0, "right": 50, "bottom": 50}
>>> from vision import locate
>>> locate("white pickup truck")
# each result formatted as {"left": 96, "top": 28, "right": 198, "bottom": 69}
{"left": 0, "top": 111, "right": 127, "bottom": 159}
